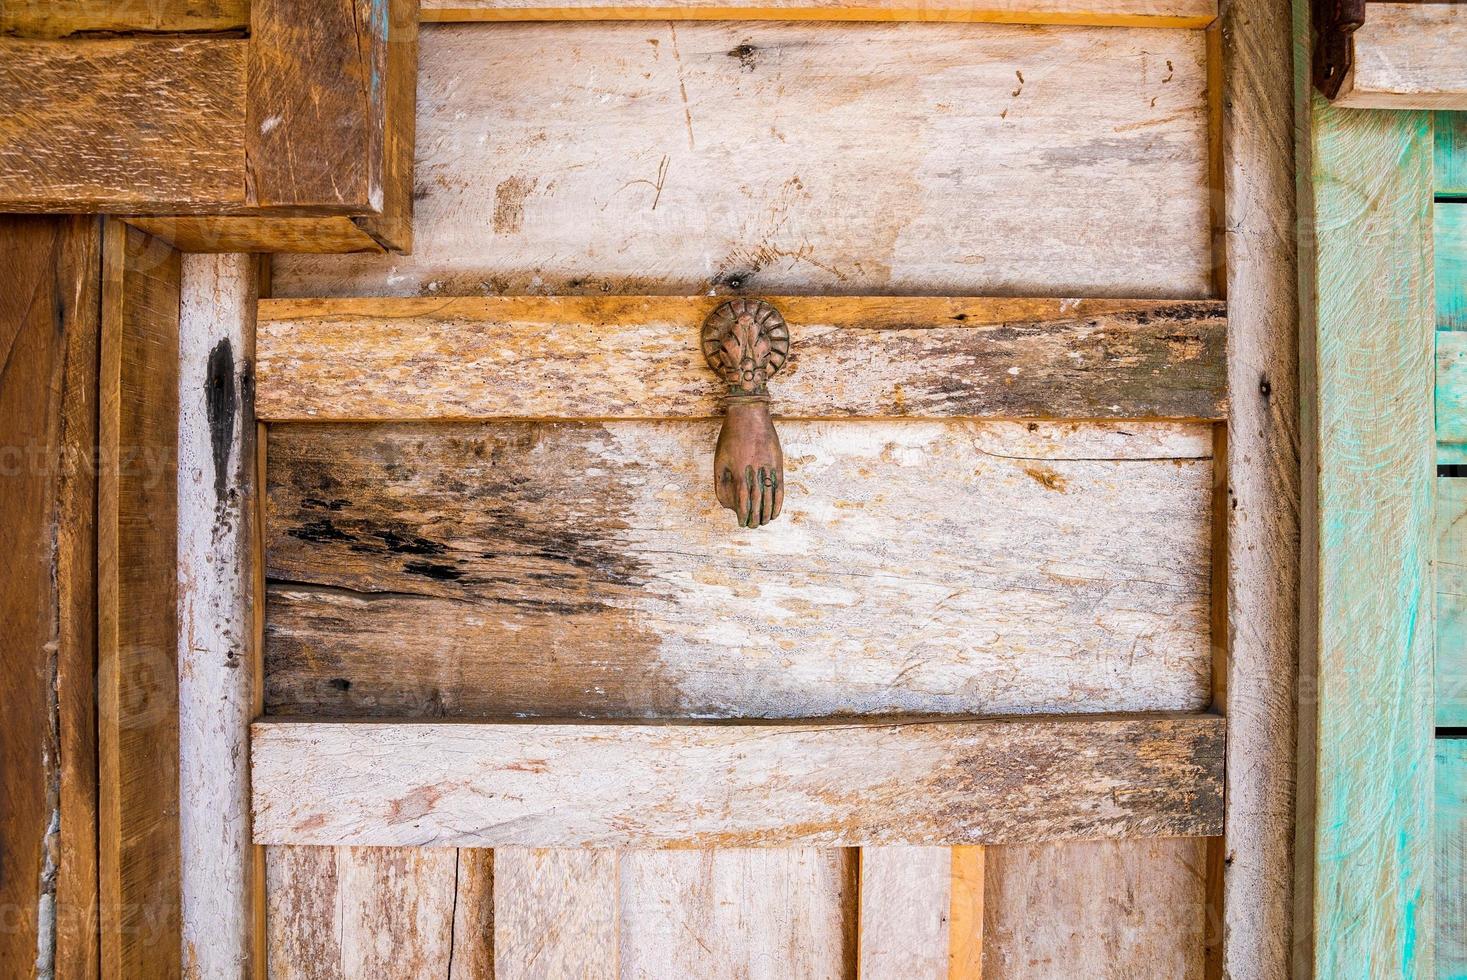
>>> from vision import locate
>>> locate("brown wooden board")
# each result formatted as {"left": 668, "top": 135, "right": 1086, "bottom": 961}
{"left": 99, "top": 221, "right": 182, "bottom": 980}
{"left": 251, "top": 714, "right": 1226, "bottom": 847}
{"left": 0, "top": 215, "right": 101, "bottom": 980}
{"left": 0, "top": 0, "right": 248, "bottom": 36}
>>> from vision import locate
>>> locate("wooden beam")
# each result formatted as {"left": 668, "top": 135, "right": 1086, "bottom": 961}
{"left": 857, "top": 848, "right": 951, "bottom": 979}
{"left": 0, "top": 214, "right": 101, "bottom": 980}
{"left": 177, "top": 254, "right": 258, "bottom": 979}
{"left": 1335, "top": 4, "right": 1467, "bottom": 110}
{"left": 251, "top": 714, "right": 1225, "bottom": 848}
{"left": 0, "top": 37, "right": 247, "bottom": 212}
{"left": 126, "top": 216, "right": 387, "bottom": 255}
{"left": 256, "top": 296, "right": 1227, "bottom": 422}
{"left": 1438, "top": 477, "right": 1467, "bottom": 728}
{"left": 420, "top": 0, "right": 1217, "bottom": 27}
{"left": 1439, "top": 740, "right": 1467, "bottom": 978}
{"left": 99, "top": 221, "right": 182, "bottom": 980}
{"left": 0, "top": 0, "right": 248, "bottom": 36}
{"left": 1294, "top": 91, "right": 1435, "bottom": 973}
{"left": 1440, "top": 112, "right": 1467, "bottom": 199}
{"left": 948, "top": 848, "right": 984, "bottom": 978}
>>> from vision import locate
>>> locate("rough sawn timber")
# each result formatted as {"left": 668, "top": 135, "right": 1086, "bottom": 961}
{"left": 256, "top": 296, "right": 1227, "bottom": 422}
{"left": 263, "top": 420, "right": 1213, "bottom": 719}
{"left": 1334, "top": 3, "right": 1467, "bottom": 110}
{"left": 273, "top": 21, "right": 1214, "bottom": 299}
{"left": 251, "top": 714, "right": 1225, "bottom": 847}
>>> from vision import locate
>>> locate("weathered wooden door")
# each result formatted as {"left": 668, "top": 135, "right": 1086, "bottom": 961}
{"left": 249, "top": 16, "right": 1236, "bottom": 978}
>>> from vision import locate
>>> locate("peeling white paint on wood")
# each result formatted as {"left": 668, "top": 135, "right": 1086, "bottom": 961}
{"left": 274, "top": 21, "right": 1213, "bottom": 300}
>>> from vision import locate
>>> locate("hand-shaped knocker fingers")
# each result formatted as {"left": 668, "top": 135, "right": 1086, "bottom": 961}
{"left": 714, "top": 396, "right": 784, "bottom": 527}
{"left": 702, "top": 299, "right": 790, "bottom": 529}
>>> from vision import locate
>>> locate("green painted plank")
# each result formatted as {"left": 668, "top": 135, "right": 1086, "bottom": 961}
{"left": 1438, "top": 331, "right": 1467, "bottom": 463}
{"left": 1439, "top": 112, "right": 1467, "bottom": 199}
{"left": 1438, "top": 479, "right": 1467, "bottom": 728}
{"left": 1303, "top": 95, "right": 1435, "bottom": 977}
{"left": 1441, "top": 204, "right": 1467, "bottom": 331}
{"left": 1439, "top": 740, "right": 1467, "bottom": 979}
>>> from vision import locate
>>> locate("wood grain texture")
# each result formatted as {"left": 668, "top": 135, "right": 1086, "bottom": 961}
{"left": 0, "top": 0, "right": 248, "bottom": 36}
{"left": 0, "top": 215, "right": 100, "bottom": 980}
{"left": 1335, "top": 3, "right": 1467, "bottom": 110}
{"left": 127, "top": 216, "right": 387, "bottom": 255}
{"left": 983, "top": 837, "right": 1209, "bottom": 977}
{"left": 246, "top": 0, "right": 419, "bottom": 251}
{"left": 421, "top": 0, "right": 1217, "bottom": 27}
{"left": 858, "top": 848, "right": 950, "bottom": 979}
{"left": 1438, "top": 331, "right": 1467, "bottom": 464}
{"left": 1438, "top": 740, "right": 1467, "bottom": 979}
{"left": 1439, "top": 478, "right": 1467, "bottom": 729}
{"left": 1438, "top": 202, "right": 1467, "bottom": 332}
{"left": 1440, "top": 111, "right": 1467, "bottom": 199}
{"left": 1217, "top": 0, "right": 1298, "bottom": 973}
{"left": 177, "top": 254, "right": 258, "bottom": 980}
{"left": 1295, "top": 98, "right": 1435, "bottom": 976}
{"left": 948, "top": 848, "right": 984, "bottom": 979}
{"left": 494, "top": 850, "right": 618, "bottom": 979}
{"left": 256, "top": 296, "right": 1227, "bottom": 422}
{"left": 99, "top": 221, "right": 182, "bottom": 980}
{"left": 0, "top": 37, "right": 246, "bottom": 212}
{"left": 273, "top": 21, "right": 1213, "bottom": 299}
{"left": 264, "top": 845, "right": 458, "bottom": 979}
{"left": 251, "top": 714, "right": 1226, "bottom": 847}
{"left": 449, "top": 850, "right": 495, "bottom": 979}
{"left": 263, "top": 421, "right": 1213, "bottom": 720}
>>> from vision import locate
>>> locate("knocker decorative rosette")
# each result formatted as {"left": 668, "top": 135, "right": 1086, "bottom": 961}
{"left": 701, "top": 298, "right": 790, "bottom": 528}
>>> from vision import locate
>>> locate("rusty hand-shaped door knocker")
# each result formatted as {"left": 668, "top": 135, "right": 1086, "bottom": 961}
{"left": 702, "top": 299, "right": 790, "bottom": 528}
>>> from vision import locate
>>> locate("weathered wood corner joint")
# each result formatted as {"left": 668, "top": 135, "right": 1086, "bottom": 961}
{"left": 702, "top": 299, "right": 791, "bottom": 528}
{"left": 1311, "top": 0, "right": 1365, "bottom": 98}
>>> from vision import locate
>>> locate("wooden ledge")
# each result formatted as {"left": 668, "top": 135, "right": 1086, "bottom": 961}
{"left": 251, "top": 712, "right": 1225, "bottom": 848}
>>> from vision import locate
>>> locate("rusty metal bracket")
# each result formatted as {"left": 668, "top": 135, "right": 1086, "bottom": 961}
{"left": 702, "top": 298, "right": 791, "bottom": 528}
{"left": 1312, "top": 0, "right": 1366, "bottom": 99}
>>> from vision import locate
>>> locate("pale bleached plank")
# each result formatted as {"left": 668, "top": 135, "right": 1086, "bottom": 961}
{"left": 1438, "top": 478, "right": 1467, "bottom": 728}
{"left": 858, "top": 847, "right": 950, "bottom": 979}
{"left": 1439, "top": 740, "right": 1467, "bottom": 978}
{"left": 263, "top": 421, "right": 1213, "bottom": 720}
{"left": 274, "top": 22, "right": 1212, "bottom": 300}
{"left": 421, "top": 0, "right": 1216, "bottom": 27}
{"left": 1218, "top": 0, "right": 1298, "bottom": 970}
{"left": 251, "top": 715, "right": 1225, "bottom": 848}
{"left": 1335, "top": 4, "right": 1467, "bottom": 110}
{"left": 1297, "top": 96, "right": 1434, "bottom": 975}
{"left": 256, "top": 296, "right": 1227, "bottom": 422}
{"left": 982, "top": 837, "right": 1208, "bottom": 977}
{"left": 494, "top": 850, "right": 618, "bottom": 980}
{"left": 177, "top": 254, "right": 258, "bottom": 979}
{"left": 265, "top": 846, "right": 457, "bottom": 979}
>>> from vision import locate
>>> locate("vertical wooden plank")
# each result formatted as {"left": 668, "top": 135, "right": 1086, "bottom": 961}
{"left": 1438, "top": 740, "right": 1467, "bottom": 978}
{"left": 265, "top": 846, "right": 457, "bottom": 978}
{"left": 177, "top": 254, "right": 258, "bottom": 979}
{"left": 1219, "top": 0, "right": 1300, "bottom": 972}
{"left": 858, "top": 848, "right": 950, "bottom": 980}
{"left": 0, "top": 215, "right": 100, "bottom": 980}
{"left": 1440, "top": 478, "right": 1467, "bottom": 729}
{"left": 449, "top": 850, "right": 495, "bottom": 979}
{"left": 948, "top": 848, "right": 984, "bottom": 980}
{"left": 1295, "top": 88, "right": 1436, "bottom": 974}
{"left": 982, "top": 838, "right": 1208, "bottom": 979}
{"left": 494, "top": 849, "right": 619, "bottom": 980}
{"left": 1439, "top": 203, "right": 1467, "bottom": 331}
{"left": 1438, "top": 111, "right": 1467, "bottom": 199}
{"left": 99, "top": 220, "right": 182, "bottom": 980}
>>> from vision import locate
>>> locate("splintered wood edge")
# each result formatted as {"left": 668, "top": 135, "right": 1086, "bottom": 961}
{"left": 255, "top": 294, "right": 1228, "bottom": 422}
{"left": 251, "top": 713, "right": 1225, "bottom": 848}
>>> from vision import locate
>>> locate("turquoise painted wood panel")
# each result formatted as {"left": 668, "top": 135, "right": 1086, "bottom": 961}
{"left": 1440, "top": 204, "right": 1467, "bottom": 331}
{"left": 1438, "top": 478, "right": 1467, "bottom": 728}
{"left": 1306, "top": 97, "right": 1435, "bottom": 978}
{"left": 1437, "top": 331, "right": 1467, "bottom": 464}
{"left": 1440, "top": 113, "right": 1467, "bottom": 199}
{"left": 1440, "top": 741, "right": 1467, "bottom": 979}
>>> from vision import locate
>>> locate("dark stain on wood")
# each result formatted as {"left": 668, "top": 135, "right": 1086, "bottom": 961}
{"left": 205, "top": 337, "right": 236, "bottom": 507}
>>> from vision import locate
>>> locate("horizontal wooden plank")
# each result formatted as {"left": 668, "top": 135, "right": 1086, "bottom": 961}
{"left": 0, "top": 0, "right": 248, "bottom": 36}
{"left": 0, "top": 37, "right": 246, "bottom": 212}
{"left": 1335, "top": 4, "right": 1467, "bottom": 110}
{"left": 1439, "top": 478, "right": 1467, "bottom": 728}
{"left": 251, "top": 713, "right": 1225, "bottom": 847}
{"left": 127, "top": 216, "right": 387, "bottom": 254}
{"left": 257, "top": 296, "right": 1227, "bottom": 421}
{"left": 421, "top": 0, "right": 1216, "bottom": 27}
{"left": 264, "top": 421, "right": 1213, "bottom": 719}
{"left": 274, "top": 21, "right": 1214, "bottom": 299}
